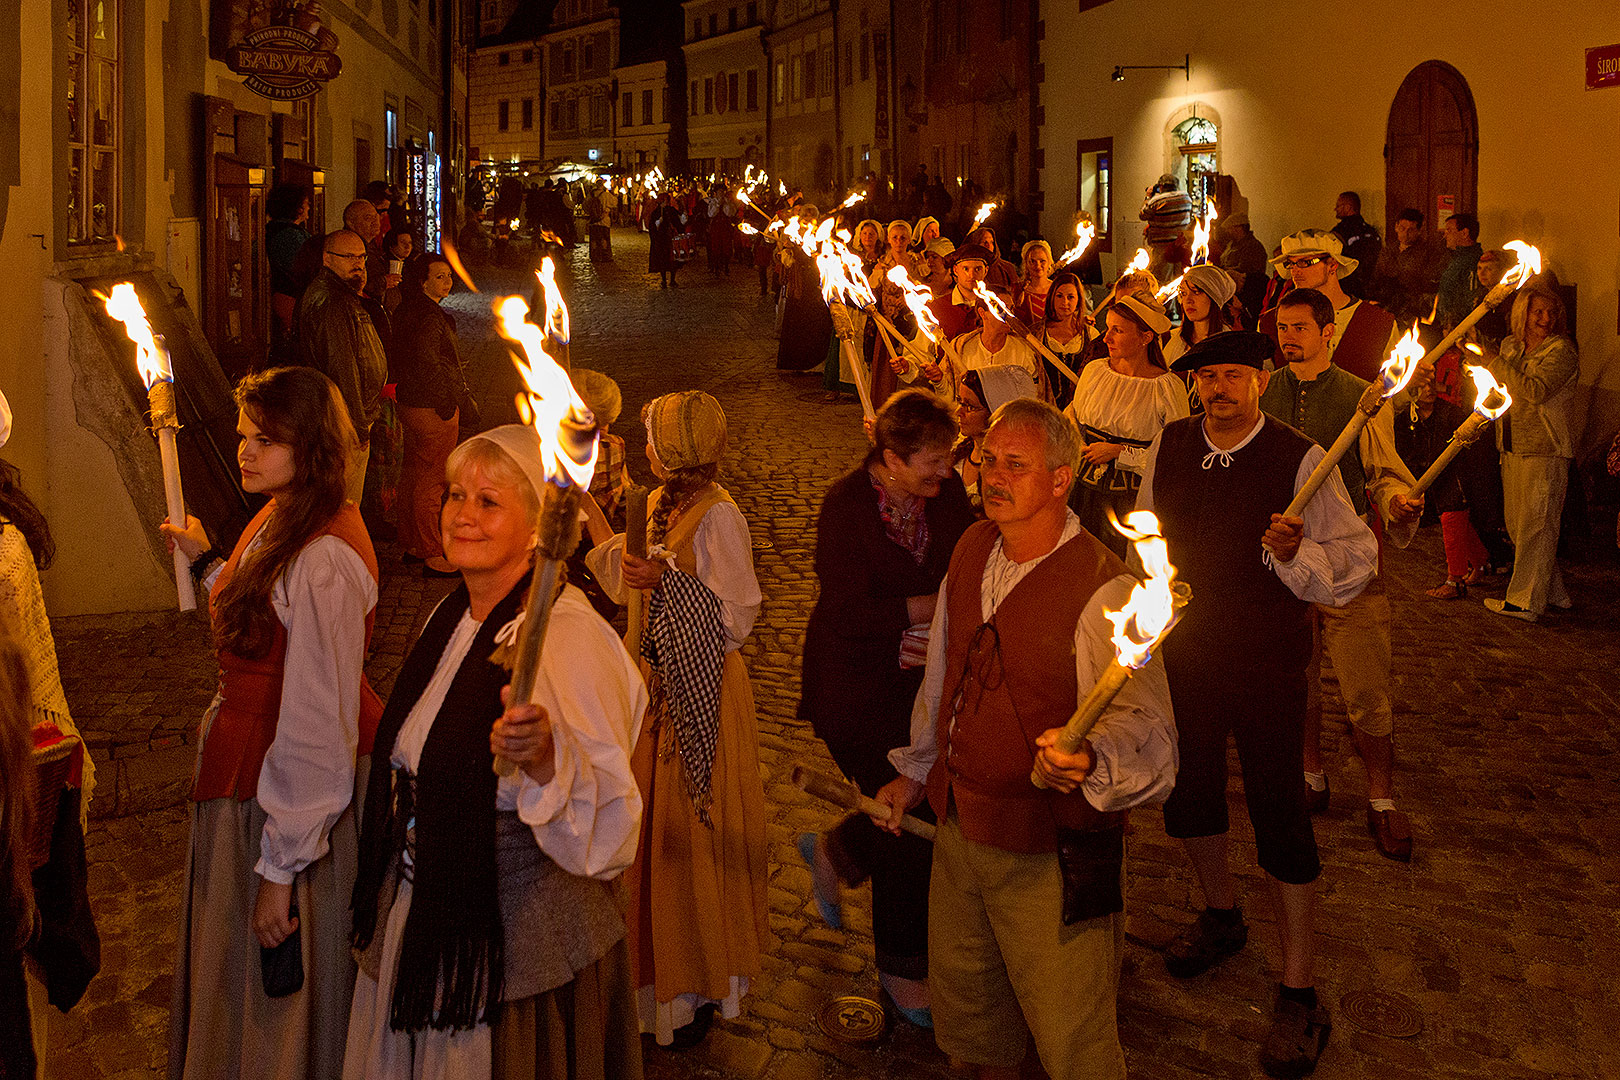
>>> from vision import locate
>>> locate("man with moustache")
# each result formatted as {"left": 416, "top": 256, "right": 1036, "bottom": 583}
{"left": 874, "top": 399, "right": 1176, "bottom": 1080}
{"left": 1139, "top": 330, "right": 1377, "bottom": 1079}
{"left": 295, "top": 229, "right": 389, "bottom": 503}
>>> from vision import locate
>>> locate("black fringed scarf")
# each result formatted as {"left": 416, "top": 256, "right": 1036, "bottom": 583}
{"left": 351, "top": 574, "right": 531, "bottom": 1032}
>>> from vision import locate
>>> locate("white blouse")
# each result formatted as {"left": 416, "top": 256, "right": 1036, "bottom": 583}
{"left": 954, "top": 330, "right": 1042, "bottom": 384}
{"left": 1064, "top": 358, "right": 1192, "bottom": 475}
{"left": 585, "top": 499, "right": 762, "bottom": 653}
{"left": 253, "top": 535, "right": 377, "bottom": 885}
{"left": 390, "top": 586, "right": 646, "bottom": 881}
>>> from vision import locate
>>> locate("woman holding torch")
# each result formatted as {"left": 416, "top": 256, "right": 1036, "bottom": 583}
{"left": 583, "top": 391, "right": 767, "bottom": 1049}
{"left": 1064, "top": 292, "right": 1189, "bottom": 557}
{"left": 796, "top": 390, "right": 976, "bottom": 1026}
{"left": 163, "top": 367, "right": 384, "bottom": 1080}
{"left": 344, "top": 426, "right": 646, "bottom": 1079}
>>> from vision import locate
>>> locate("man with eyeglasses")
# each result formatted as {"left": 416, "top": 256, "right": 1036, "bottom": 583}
{"left": 1257, "top": 230, "right": 1398, "bottom": 385}
{"left": 295, "top": 229, "right": 389, "bottom": 504}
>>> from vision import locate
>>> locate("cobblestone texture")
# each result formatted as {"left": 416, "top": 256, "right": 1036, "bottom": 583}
{"left": 44, "top": 231, "right": 1620, "bottom": 1079}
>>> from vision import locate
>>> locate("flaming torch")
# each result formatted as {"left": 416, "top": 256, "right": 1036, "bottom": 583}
{"left": 1420, "top": 241, "right": 1542, "bottom": 366}
{"left": 1126, "top": 248, "right": 1151, "bottom": 274}
{"left": 1283, "top": 326, "right": 1422, "bottom": 518}
{"left": 808, "top": 226, "right": 878, "bottom": 420}
{"left": 491, "top": 294, "right": 600, "bottom": 777}
{"left": 1032, "top": 512, "right": 1188, "bottom": 788}
{"left": 886, "top": 264, "right": 963, "bottom": 379}
{"left": 972, "top": 201, "right": 999, "bottom": 229}
{"left": 534, "top": 255, "right": 571, "bottom": 370}
{"left": 790, "top": 764, "right": 936, "bottom": 841}
{"left": 971, "top": 281, "right": 1080, "bottom": 387}
{"left": 102, "top": 282, "right": 196, "bottom": 612}
{"left": 1190, "top": 199, "right": 1217, "bottom": 265}
{"left": 1057, "top": 221, "right": 1097, "bottom": 266}
{"left": 1405, "top": 364, "right": 1513, "bottom": 500}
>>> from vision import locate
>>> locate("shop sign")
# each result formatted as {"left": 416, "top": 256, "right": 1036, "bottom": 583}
{"left": 1587, "top": 44, "right": 1620, "bottom": 91}
{"left": 228, "top": 25, "right": 342, "bottom": 100}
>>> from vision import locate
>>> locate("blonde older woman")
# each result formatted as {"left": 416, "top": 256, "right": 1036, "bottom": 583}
{"left": 345, "top": 426, "right": 647, "bottom": 1079}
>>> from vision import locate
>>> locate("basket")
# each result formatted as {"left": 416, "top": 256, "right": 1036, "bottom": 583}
{"left": 28, "top": 734, "right": 79, "bottom": 871}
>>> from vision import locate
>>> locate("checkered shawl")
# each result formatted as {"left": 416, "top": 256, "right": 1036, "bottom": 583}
{"left": 641, "top": 566, "right": 726, "bottom": 825}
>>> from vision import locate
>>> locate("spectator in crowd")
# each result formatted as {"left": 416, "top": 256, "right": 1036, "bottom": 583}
{"left": 380, "top": 229, "right": 414, "bottom": 315}
{"left": 1164, "top": 264, "right": 1240, "bottom": 368}
{"left": 1369, "top": 208, "right": 1444, "bottom": 325}
{"left": 390, "top": 254, "right": 473, "bottom": 577}
{"left": 295, "top": 230, "right": 389, "bottom": 503}
{"left": 1436, "top": 212, "right": 1483, "bottom": 331}
{"left": 1329, "top": 191, "right": 1381, "bottom": 299}
{"left": 798, "top": 390, "right": 975, "bottom": 1030}
{"left": 1219, "top": 212, "right": 1269, "bottom": 323}
{"left": 267, "top": 182, "right": 314, "bottom": 363}
{"left": 1016, "top": 241, "right": 1054, "bottom": 331}
{"left": 1395, "top": 376, "right": 1491, "bottom": 599}
{"left": 163, "top": 367, "right": 382, "bottom": 1080}
{"left": 1065, "top": 292, "right": 1188, "bottom": 557}
{"left": 964, "top": 226, "right": 1019, "bottom": 292}
{"left": 1258, "top": 230, "right": 1397, "bottom": 383}
{"left": 338, "top": 200, "right": 395, "bottom": 357}
{"left": 0, "top": 397, "right": 100, "bottom": 1078}
{"left": 1261, "top": 289, "right": 1426, "bottom": 862}
{"left": 455, "top": 207, "right": 492, "bottom": 263}
{"left": 1143, "top": 330, "right": 1377, "bottom": 1080}
{"left": 875, "top": 398, "right": 1177, "bottom": 1080}
{"left": 1469, "top": 249, "right": 1515, "bottom": 349}
{"left": 1040, "top": 272, "right": 1094, "bottom": 410}
{"left": 1480, "top": 282, "right": 1579, "bottom": 621}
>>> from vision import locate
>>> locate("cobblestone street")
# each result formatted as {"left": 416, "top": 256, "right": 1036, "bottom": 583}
{"left": 44, "top": 229, "right": 1620, "bottom": 1080}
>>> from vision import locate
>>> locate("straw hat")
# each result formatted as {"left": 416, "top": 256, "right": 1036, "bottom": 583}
{"left": 569, "top": 369, "right": 623, "bottom": 428}
{"left": 1268, "top": 229, "right": 1358, "bottom": 278}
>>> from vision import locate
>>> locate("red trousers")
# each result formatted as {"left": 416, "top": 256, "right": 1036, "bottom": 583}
{"left": 1440, "top": 510, "right": 1488, "bottom": 580}
{"left": 397, "top": 405, "right": 459, "bottom": 560}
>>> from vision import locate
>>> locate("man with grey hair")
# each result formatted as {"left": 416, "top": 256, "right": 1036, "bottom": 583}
{"left": 875, "top": 399, "right": 1177, "bottom": 1080}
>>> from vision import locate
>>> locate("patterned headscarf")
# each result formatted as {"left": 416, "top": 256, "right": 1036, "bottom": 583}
{"left": 644, "top": 391, "right": 727, "bottom": 470}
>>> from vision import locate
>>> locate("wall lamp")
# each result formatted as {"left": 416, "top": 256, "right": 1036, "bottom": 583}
{"left": 1110, "top": 55, "right": 1191, "bottom": 82}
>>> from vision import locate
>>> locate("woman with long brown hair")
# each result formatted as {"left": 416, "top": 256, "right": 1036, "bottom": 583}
{"left": 163, "top": 366, "right": 384, "bottom": 1080}
{"left": 584, "top": 391, "right": 767, "bottom": 1049}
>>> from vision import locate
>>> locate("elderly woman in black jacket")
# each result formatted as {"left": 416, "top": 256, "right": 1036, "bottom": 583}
{"left": 391, "top": 254, "right": 472, "bottom": 576}
{"left": 796, "top": 390, "right": 976, "bottom": 1026}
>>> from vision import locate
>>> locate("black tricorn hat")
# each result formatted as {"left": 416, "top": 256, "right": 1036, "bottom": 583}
{"left": 1169, "top": 329, "right": 1276, "bottom": 373}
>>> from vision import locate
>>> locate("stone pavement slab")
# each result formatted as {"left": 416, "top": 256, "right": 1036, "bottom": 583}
{"left": 43, "top": 229, "right": 1620, "bottom": 1079}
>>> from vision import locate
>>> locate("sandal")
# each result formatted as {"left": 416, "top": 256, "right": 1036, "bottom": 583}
{"left": 1259, "top": 994, "right": 1332, "bottom": 1078}
{"left": 1463, "top": 564, "right": 1489, "bottom": 586}
{"left": 1425, "top": 579, "right": 1466, "bottom": 600}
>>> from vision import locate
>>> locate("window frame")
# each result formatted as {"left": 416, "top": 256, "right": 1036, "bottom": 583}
{"left": 1075, "top": 136, "right": 1114, "bottom": 253}
{"left": 65, "top": 0, "right": 122, "bottom": 249}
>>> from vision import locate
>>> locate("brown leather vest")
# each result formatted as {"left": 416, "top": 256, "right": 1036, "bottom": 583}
{"left": 193, "top": 501, "right": 383, "bottom": 802}
{"left": 926, "top": 520, "right": 1129, "bottom": 854}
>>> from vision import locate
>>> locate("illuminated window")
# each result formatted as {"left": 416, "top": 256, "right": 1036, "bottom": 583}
{"left": 1076, "top": 137, "right": 1113, "bottom": 251}
{"left": 774, "top": 60, "right": 785, "bottom": 105}
{"left": 66, "top": 0, "right": 120, "bottom": 246}
{"left": 1172, "top": 116, "right": 1218, "bottom": 205}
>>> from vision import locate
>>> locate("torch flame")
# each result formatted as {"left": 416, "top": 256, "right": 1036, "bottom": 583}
{"left": 971, "top": 281, "right": 1016, "bottom": 325}
{"left": 1190, "top": 200, "right": 1217, "bottom": 265}
{"left": 887, "top": 265, "right": 942, "bottom": 342}
{"left": 1378, "top": 325, "right": 1424, "bottom": 398}
{"left": 1499, "top": 240, "right": 1543, "bottom": 291}
{"left": 838, "top": 191, "right": 863, "bottom": 211}
{"left": 1057, "top": 221, "right": 1097, "bottom": 265}
{"left": 972, "top": 201, "right": 998, "bottom": 228}
{"left": 1127, "top": 248, "right": 1151, "bottom": 273}
{"left": 1104, "top": 511, "right": 1177, "bottom": 669}
{"left": 534, "top": 256, "right": 570, "bottom": 345}
{"left": 1466, "top": 364, "right": 1513, "bottom": 420}
{"left": 737, "top": 221, "right": 760, "bottom": 236}
{"left": 779, "top": 180, "right": 787, "bottom": 196}
{"left": 442, "top": 236, "right": 480, "bottom": 293}
{"left": 101, "top": 282, "right": 172, "bottom": 388}
{"left": 495, "top": 295, "right": 598, "bottom": 488}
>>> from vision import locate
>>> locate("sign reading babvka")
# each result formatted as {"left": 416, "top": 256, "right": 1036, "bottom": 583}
{"left": 215, "top": 1, "right": 342, "bottom": 101}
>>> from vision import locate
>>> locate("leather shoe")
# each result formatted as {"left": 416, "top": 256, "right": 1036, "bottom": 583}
{"left": 1304, "top": 776, "right": 1330, "bottom": 814}
{"left": 1367, "top": 807, "right": 1413, "bottom": 861}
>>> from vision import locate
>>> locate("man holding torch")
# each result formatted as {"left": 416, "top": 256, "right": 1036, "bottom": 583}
{"left": 873, "top": 399, "right": 1177, "bottom": 1080}
{"left": 1261, "top": 289, "right": 1425, "bottom": 861}
{"left": 1139, "top": 330, "right": 1376, "bottom": 1079}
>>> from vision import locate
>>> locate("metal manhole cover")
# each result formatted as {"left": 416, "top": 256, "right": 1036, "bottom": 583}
{"left": 818, "top": 995, "right": 887, "bottom": 1043}
{"left": 1340, "top": 989, "right": 1423, "bottom": 1038}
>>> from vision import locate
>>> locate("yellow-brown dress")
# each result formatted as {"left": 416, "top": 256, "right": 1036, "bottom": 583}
{"left": 586, "top": 483, "right": 769, "bottom": 1044}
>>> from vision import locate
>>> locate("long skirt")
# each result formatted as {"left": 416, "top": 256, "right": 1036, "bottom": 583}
{"left": 627, "top": 652, "right": 769, "bottom": 1044}
{"left": 344, "top": 880, "right": 642, "bottom": 1080}
{"left": 167, "top": 778, "right": 363, "bottom": 1080}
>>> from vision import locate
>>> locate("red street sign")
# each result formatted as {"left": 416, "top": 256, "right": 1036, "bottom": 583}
{"left": 1587, "top": 43, "right": 1620, "bottom": 91}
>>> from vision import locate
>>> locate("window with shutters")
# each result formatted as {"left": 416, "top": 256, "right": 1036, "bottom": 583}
{"left": 704, "top": 77, "right": 714, "bottom": 114}
{"left": 820, "top": 45, "right": 833, "bottom": 99}
{"left": 642, "top": 87, "right": 654, "bottom": 125}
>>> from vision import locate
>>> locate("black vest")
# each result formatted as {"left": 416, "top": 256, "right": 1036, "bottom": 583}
{"left": 1153, "top": 415, "right": 1315, "bottom": 677}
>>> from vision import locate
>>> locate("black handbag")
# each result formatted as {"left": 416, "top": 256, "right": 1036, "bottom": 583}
{"left": 1055, "top": 824, "right": 1126, "bottom": 926}
{"left": 260, "top": 901, "right": 304, "bottom": 998}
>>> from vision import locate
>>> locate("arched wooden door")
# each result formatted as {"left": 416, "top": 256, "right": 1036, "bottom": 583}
{"left": 1385, "top": 61, "right": 1478, "bottom": 240}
